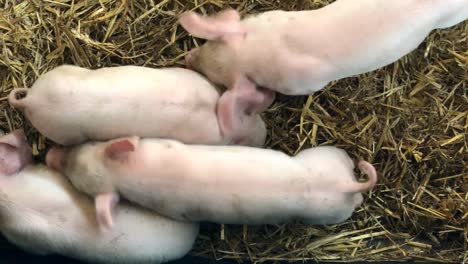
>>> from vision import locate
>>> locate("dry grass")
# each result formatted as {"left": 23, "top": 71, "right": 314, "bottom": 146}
{"left": 0, "top": 0, "right": 467, "bottom": 263}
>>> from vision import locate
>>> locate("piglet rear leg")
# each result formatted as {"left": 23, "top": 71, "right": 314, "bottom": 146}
{"left": 217, "top": 77, "right": 274, "bottom": 144}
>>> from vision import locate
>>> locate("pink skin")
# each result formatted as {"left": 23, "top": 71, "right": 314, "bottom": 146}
{"left": 8, "top": 65, "right": 266, "bottom": 147}
{"left": 46, "top": 137, "right": 378, "bottom": 230}
{"left": 179, "top": 0, "right": 468, "bottom": 142}
{"left": 0, "top": 129, "right": 32, "bottom": 175}
{"left": 0, "top": 130, "right": 199, "bottom": 263}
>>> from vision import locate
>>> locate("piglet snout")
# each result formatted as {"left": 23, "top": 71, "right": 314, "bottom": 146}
{"left": 46, "top": 146, "right": 67, "bottom": 172}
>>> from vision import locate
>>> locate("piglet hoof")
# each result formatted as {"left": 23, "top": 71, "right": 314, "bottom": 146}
{"left": 8, "top": 88, "right": 29, "bottom": 109}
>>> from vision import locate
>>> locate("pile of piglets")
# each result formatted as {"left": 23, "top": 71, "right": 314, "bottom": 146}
{"left": 0, "top": 130, "right": 198, "bottom": 264}
{"left": 3, "top": 0, "right": 466, "bottom": 263}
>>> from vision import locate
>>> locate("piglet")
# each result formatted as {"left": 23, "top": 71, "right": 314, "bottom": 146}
{"left": 179, "top": 0, "right": 468, "bottom": 140}
{"left": 46, "top": 136, "right": 377, "bottom": 229}
{"left": 0, "top": 130, "right": 199, "bottom": 264}
{"left": 8, "top": 65, "right": 266, "bottom": 147}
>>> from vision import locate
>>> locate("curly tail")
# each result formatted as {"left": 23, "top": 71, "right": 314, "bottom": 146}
{"left": 8, "top": 88, "right": 30, "bottom": 109}
{"left": 342, "top": 161, "right": 378, "bottom": 193}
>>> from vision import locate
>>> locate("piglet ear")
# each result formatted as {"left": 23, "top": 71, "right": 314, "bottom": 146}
{"left": 104, "top": 137, "right": 139, "bottom": 161}
{"left": 217, "top": 77, "right": 275, "bottom": 143}
{"left": 95, "top": 192, "right": 119, "bottom": 232}
{"left": 0, "top": 129, "right": 32, "bottom": 175}
{"left": 179, "top": 9, "right": 245, "bottom": 41}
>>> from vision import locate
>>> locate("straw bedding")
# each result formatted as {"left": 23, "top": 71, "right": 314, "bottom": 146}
{"left": 0, "top": 0, "right": 466, "bottom": 262}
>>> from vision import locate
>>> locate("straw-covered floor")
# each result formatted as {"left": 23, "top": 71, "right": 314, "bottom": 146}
{"left": 0, "top": 0, "right": 466, "bottom": 263}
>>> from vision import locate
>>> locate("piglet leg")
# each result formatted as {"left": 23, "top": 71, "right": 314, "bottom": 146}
{"left": 95, "top": 192, "right": 119, "bottom": 232}
{"left": 217, "top": 76, "right": 274, "bottom": 143}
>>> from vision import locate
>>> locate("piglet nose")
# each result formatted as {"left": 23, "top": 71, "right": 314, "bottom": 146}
{"left": 46, "top": 146, "right": 66, "bottom": 172}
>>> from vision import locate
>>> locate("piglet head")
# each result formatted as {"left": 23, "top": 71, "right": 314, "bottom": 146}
{"left": 0, "top": 129, "right": 32, "bottom": 176}
{"left": 46, "top": 137, "right": 140, "bottom": 184}
{"left": 46, "top": 137, "right": 140, "bottom": 232}
{"left": 180, "top": 9, "right": 276, "bottom": 115}
{"left": 179, "top": 9, "right": 246, "bottom": 88}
